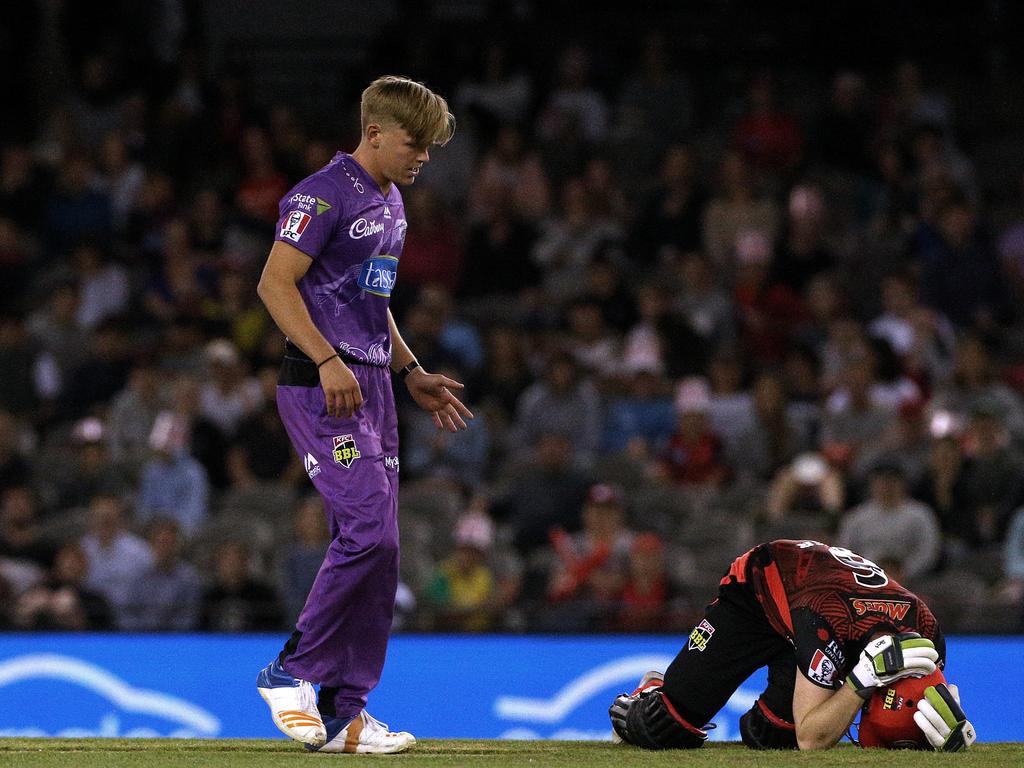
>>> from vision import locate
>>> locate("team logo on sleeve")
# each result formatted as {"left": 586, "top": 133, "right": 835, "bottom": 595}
{"left": 807, "top": 649, "right": 837, "bottom": 685}
{"left": 687, "top": 619, "right": 715, "bottom": 652}
{"left": 288, "top": 194, "right": 332, "bottom": 216}
{"left": 280, "top": 210, "right": 312, "bottom": 242}
{"left": 332, "top": 435, "right": 361, "bottom": 468}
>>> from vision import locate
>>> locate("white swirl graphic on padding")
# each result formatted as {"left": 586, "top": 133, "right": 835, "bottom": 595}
{"left": 494, "top": 654, "right": 674, "bottom": 723}
{"left": 0, "top": 654, "right": 220, "bottom": 735}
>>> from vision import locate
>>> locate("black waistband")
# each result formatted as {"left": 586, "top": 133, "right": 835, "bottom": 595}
{"left": 284, "top": 341, "right": 387, "bottom": 366}
{"left": 280, "top": 342, "right": 389, "bottom": 387}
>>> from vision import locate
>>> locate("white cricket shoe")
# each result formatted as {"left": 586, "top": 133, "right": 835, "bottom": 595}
{"left": 256, "top": 658, "right": 327, "bottom": 747}
{"left": 310, "top": 710, "right": 416, "bottom": 754}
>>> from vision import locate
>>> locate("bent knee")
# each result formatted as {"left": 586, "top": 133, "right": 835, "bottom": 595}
{"left": 327, "top": 513, "right": 399, "bottom": 559}
{"left": 625, "top": 692, "right": 708, "bottom": 750}
{"left": 740, "top": 700, "right": 797, "bottom": 750}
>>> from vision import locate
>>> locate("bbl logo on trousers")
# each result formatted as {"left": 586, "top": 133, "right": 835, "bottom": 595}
{"left": 332, "top": 435, "right": 361, "bottom": 468}
{"left": 687, "top": 619, "right": 715, "bottom": 652}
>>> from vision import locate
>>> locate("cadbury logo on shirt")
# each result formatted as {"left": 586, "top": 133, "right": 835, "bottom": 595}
{"left": 358, "top": 255, "right": 398, "bottom": 297}
{"left": 349, "top": 218, "right": 385, "bottom": 239}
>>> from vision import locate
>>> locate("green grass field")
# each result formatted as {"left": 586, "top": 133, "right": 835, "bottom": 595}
{"left": 1, "top": 740, "right": 1021, "bottom": 767}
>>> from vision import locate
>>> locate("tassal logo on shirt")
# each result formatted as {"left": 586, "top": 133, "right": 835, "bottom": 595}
{"left": 358, "top": 255, "right": 398, "bottom": 297}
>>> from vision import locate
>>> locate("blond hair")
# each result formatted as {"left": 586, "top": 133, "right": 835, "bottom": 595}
{"left": 360, "top": 76, "right": 455, "bottom": 147}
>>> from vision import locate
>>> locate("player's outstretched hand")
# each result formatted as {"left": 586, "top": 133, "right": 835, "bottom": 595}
{"left": 914, "top": 683, "right": 976, "bottom": 751}
{"left": 320, "top": 357, "right": 363, "bottom": 418}
{"left": 846, "top": 632, "right": 938, "bottom": 698}
{"left": 405, "top": 369, "right": 474, "bottom": 432}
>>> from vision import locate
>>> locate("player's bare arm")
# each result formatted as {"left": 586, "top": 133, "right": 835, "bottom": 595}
{"left": 791, "top": 672, "right": 861, "bottom": 750}
{"left": 257, "top": 240, "right": 363, "bottom": 418}
{"left": 795, "top": 630, "right": 940, "bottom": 749}
{"left": 387, "top": 309, "right": 474, "bottom": 432}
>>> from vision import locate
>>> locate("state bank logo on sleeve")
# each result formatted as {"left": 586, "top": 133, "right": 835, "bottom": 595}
{"left": 807, "top": 649, "right": 837, "bottom": 686}
{"left": 289, "top": 194, "right": 332, "bottom": 216}
{"left": 332, "top": 435, "right": 361, "bottom": 468}
{"left": 280, "top": 210, "right": 312, "bottom": 242}
{"left": 357, "top": 255, "right": 398, "bottom": 297}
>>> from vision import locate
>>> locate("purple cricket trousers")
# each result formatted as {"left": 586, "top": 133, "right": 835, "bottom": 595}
{"left": 275, "top": 355, "right": 400, "bottom": 721}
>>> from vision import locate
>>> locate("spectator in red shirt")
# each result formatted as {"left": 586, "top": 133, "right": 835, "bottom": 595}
{"left": 396, "top": 187, "right": 464, "bottom": 294}
{"left": 235, "top": 126, "right": 289, "bottom": 226}
{"left": 614, "top": 532, "right": 694, "bottom": 633}
{"left": 732, "top": 230, "right": 806, "bottom": 365}
{"left": 657, "top": 378, "right": 729, "bottom": 487}
{"left": 543, "top": 483, "right": 633, "bottom": 631}
{"left": 732, "top": 69, "right": 804, "bottom": 176}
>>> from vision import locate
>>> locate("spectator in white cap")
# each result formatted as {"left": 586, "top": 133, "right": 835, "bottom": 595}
{"left": 424, "top": 510, "right": 497, "bottom": 632}
{"left": 772, "top": 184, "right": 835, "bottom": 293}
{"left": 52, "top": 416, "right": 131, "bottom": 510}
{"left": 766, "top": 451, "right": 845, "bottom": 524}
{"left": 198, "top": 338, "right": 262, "bottom": 436}
{"left": 655, "top": 377, "right": 729, "bottom": 487}
{"left": 135, "top": 411, "right": 210, "bottom": 538}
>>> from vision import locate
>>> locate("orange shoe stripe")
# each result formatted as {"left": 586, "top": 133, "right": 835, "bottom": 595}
{"left": 280, "top": 717, "right": 324, "bottom": 726}
{"left": 344, "top": 715, "right": 365, "bottom": 753}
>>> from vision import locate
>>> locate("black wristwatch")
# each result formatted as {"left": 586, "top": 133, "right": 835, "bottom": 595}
{"left": 397, "top": 360, "right": 421, "bottom": 380}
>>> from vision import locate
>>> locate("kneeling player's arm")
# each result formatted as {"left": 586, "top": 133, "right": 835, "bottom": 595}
{"left": 792, "top": 673, "right": 862, "bottom": 750}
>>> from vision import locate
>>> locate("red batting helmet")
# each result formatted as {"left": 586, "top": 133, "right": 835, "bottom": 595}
{"left": 857, "top": 668, "right": 947, "bottom": 749}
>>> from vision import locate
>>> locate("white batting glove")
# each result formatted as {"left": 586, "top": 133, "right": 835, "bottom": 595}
{"left": 846, "top": 633, "right": 938, "bottom": 698}
{"left": 914, "top": 683, "right": 977, "bottom": 752}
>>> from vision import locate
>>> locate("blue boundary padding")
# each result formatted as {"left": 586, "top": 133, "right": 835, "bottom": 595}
{"left": 0, "top": 634, "right": 1016, "bottom": 740}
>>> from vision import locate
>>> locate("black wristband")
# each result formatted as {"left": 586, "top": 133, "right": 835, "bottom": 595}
{"left": 398, "top": 360, "right": 420, "bottom": 380}
{"left": 317, "top": 353, "right": 340, "bottom": 369}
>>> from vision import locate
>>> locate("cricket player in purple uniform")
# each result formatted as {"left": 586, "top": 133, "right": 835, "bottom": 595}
{"left": 255, "top": 76, "right": 473, "bottom": 754}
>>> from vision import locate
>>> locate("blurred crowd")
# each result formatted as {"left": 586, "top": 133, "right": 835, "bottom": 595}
{"left": 4, "top": 4, "right": 1024, "bottom": 635}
